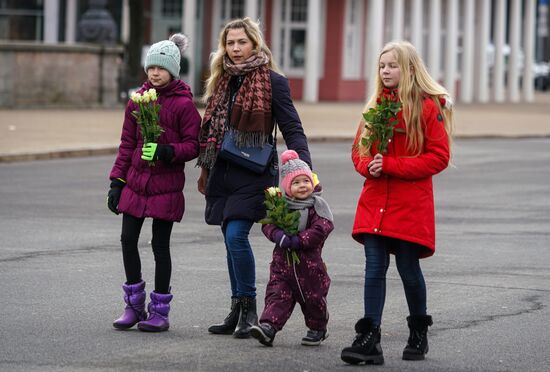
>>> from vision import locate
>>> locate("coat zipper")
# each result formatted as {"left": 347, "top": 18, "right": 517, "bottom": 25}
{"left": 292, "top": 259, "right": 306, "bottom": 303}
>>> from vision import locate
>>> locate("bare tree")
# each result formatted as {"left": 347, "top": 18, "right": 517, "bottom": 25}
{"left": 125, "top": 0, "right": 144, "bottom": 89}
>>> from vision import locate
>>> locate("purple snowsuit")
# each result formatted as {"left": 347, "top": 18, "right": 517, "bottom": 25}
{"left": 110, "top": 80, "right": 201, "bottom": 222}
{"left": 260, "top": 208, "right": 334, "bottom": 332}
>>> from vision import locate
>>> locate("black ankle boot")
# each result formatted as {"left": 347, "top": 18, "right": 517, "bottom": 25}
{"left": 341, "top": 318, "right": 384, "bottom": 365}
{"left": 402, "top": 315, "right": 433, "bottom": 360}
{"left": 208, "top": 297, "right": 241, "bottom": 335}
{"left": 233, "top": 296, "right": 257, "bottom": 338}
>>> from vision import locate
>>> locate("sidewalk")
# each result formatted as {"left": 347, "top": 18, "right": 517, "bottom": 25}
{"left": 1, "top": 93, "right": 549, "bottom": 162}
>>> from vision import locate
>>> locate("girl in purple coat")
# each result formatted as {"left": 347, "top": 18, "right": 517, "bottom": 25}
{"left": 107, "top": 34, "right": 201, "bottom": 332}
{"left": 250, "top": 150, "right": 334, "bottom": 347}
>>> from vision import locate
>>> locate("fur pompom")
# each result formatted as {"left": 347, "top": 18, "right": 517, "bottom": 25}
{"left": 169, "top": 33, "right": 189, "bottom": 55}
{"left": 280, "top": 150, "right": 299, "bottom": 165}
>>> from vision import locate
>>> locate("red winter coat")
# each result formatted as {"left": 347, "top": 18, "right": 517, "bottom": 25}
{"left": 351, "top": 94, "right": 450, "bottom": 257}
{"left": 110, "top": 80, "right": 201, "bottom": 222}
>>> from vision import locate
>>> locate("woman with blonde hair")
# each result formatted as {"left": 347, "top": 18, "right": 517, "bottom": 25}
{"left": 341, "top": 41, "right": 453, "bottom": 365}
{"left": 197, "top": 17, "right": 311, "bottom": 339}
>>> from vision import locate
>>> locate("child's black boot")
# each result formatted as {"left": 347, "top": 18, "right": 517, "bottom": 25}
{"left": 402, "top": 315, "right": 433, "bottom": 360}
{"left": 208, "top": 297, "right": 241, "bottom": 334}
{"left": 301, "top": 329, "right": 328, "bottom": 346}
{"left": 250, "top": 323, "right": 276, "bottom": 346}
{"left": 340, "top": 318, "right": 384, "bottom": 365}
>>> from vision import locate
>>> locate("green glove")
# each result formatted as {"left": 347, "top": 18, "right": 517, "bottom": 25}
{"left": 141, "top": 143, "right": 174, "bottom": 163}
{"left": 141, "top": 143, "right": 158, "bottom": 161}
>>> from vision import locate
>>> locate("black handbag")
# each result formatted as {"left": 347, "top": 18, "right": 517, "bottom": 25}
{"left": 219, "top": 125, "right": 277, "bottom": 174}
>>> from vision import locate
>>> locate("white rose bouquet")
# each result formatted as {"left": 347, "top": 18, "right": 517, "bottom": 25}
{"left": 130, "top": 89, "right": 163, "bottom": 145}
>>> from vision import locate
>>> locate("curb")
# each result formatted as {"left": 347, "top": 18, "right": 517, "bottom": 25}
{"left": 1, "top": 134, "right": 549, "bottom": 163}
{"left": 0, "top": 147, "right": 118, "bottom": 163}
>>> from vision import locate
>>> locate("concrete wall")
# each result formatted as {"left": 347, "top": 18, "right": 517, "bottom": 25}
{"left": 0, "top": 42, "right": 123, "bottom": 108}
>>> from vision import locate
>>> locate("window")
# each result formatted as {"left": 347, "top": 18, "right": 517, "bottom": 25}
{"left": 162, "top": 0, "right": 182, "bottom": 18}
{"left": 342, "top": 0, "right": 364, "bottom": 79}
{"left": 211, "top": 0, "right": 246, "bottom": 50}
{"left": 221, "top": 0, "right": 245, "bottom": 21}
{"left": 290, "top": 0, "right": 307, "bottom": 21}
{"left": 278, "top": 0, "right": 308, "bottom": 73}
{"left": 0, "top": 0, "right": 43, "bottom": 41}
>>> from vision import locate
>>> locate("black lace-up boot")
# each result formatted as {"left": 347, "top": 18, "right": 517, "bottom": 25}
{"left": 233, "top": 296, "right": 257, "bottom": 338}
{"left": 341, "top": 318, "right": 384, "bottom": 365}
{"left": 208, "top": 297, "right": 241, "bottom": 335}
{"left": 402, "top": 315, "right": 433, "bottom": 360}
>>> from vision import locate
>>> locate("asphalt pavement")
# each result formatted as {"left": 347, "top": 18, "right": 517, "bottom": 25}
{"left": 1, "top": 93, "right": 549, "bottom": 370}
{"left": 1, "top": 140, "right": 549, "bottom": 371}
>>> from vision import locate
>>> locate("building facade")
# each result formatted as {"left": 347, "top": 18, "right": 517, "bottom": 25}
{"left": 1, "top": 0, "right": 547, "bottom": 103}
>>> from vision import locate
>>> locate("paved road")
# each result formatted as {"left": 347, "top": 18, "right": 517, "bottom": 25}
{"left": 1, "top": 139, "right": 549, "bottom": 371}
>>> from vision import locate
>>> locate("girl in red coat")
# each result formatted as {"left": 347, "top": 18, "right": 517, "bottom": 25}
{"left": 107, "top": 34, "right": 201, "bottom": 332}
{"left": 341, "top": 41, "right": 453, "bottom": 365}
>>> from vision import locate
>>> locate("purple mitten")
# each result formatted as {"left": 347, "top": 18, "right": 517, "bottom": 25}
{"left": 273, "top": 229, "right": 291, "bottom": 249}
{"left": 289, "top": 235, "right": 301, "bottom": 250}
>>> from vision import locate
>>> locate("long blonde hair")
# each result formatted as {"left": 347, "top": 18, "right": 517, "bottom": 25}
{"left": 202, "top": 17, "right": 281, "bottom": 103}
{"left": 358, "top": 41, "right": 453, "bottom": 156}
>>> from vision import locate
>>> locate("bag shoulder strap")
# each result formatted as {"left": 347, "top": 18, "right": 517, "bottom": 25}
{"left": 273, "top": 122, "right": 278, "bottom": 146}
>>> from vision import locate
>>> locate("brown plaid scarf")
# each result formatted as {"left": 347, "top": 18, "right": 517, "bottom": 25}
{"left": 197, "top": 52, "right": 273, "bottom": 169}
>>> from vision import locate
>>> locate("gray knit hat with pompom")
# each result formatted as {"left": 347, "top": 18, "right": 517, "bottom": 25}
{"left": 144, "top": 33, "right": 189, "bottom": 78}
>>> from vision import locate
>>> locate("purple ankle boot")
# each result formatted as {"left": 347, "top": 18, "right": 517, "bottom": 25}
{"left": 113, "top": 281, "right": 147, "bottom": 330}
{"left": 137, "top": 291, "right": 173, "bottom": 332}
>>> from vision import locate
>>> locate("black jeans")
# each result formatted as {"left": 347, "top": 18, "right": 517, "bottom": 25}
{"left": 363, "top": 234, "right": 427, "bottom": 325}
{"left": 120, "top": 213, "right": 174, "bottom": 294}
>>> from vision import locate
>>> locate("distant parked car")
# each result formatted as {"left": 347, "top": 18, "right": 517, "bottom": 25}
{"left": 534, "top": 62, "right": 550, "bottom": 91}
{"left": 487, "top": 43, "right": 550, "bottom": 90}
{"left": 487, "top": 43, "right": 523, "bottom": 70}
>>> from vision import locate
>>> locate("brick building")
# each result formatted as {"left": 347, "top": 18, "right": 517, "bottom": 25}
{"left": 1, "top": 0, "right": 547, "bottom": 104}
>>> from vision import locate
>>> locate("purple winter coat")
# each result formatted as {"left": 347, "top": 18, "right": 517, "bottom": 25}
{"left": 110, "top": 79, "right": 201, "bottom": 222}
{"left": 260, "top": 208, "right": 334, "bottom": 331}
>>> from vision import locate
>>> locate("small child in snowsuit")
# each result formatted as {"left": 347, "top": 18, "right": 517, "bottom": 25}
{"left": 250, "top": 150, "right": 334, "bottom": 347}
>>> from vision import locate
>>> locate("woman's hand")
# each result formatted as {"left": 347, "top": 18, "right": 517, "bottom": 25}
{"left": 368, "top": 153, "right": 383, "bottom": 178}
{"left": 197, "top": 168, "right": 208, "bottom": 195}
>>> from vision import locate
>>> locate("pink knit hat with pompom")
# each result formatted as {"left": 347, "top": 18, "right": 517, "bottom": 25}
{"left": 280, "top": 150, "right": 313, "bottom": 196}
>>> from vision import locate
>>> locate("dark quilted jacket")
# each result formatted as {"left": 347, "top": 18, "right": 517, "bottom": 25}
{"left": 204, "top": 70, "right": 311, "bottom": 225}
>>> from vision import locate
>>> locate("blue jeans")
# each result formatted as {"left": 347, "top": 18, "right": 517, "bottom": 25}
{"left": 364, "top": 234, "right": 427, "bottom": 325}
{"left": 222, "top": 219, "right": 256, "bottom": 298}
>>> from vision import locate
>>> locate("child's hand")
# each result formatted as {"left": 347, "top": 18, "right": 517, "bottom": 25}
{"left": 141, "top": 143, "right": 158, "bottom": 161}
{"left": 368, "top": 153, "right": 383, "bottom": 177}
{"left": 289, "top": 235, "right": 301, "bottom": 250}
{"left": 142, "top": 143, "right": 174, "bottom": 163}
{"left": 107, "top": 178, "right": 125, "bottom": 215}
{"left": 273, "top": 229, "right": 292, "bottom": 249}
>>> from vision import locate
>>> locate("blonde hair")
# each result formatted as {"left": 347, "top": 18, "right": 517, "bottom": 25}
{"left": 202, "top": 17, "right": 281, "bottom": 103}
{"left": 358, "top": 41, "right": 454, "bottom": 156}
